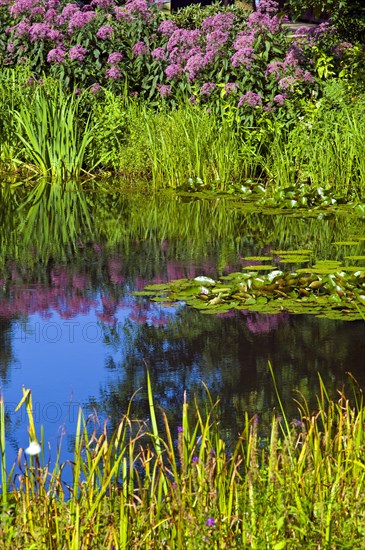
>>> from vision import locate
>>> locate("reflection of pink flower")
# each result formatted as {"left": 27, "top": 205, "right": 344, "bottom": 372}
{"left": 130, "top": 311, "right": 148, "bottom": 324}
{"left": 135, "top": 277, "right": 147, "bottom": 291}
{"left": 216, "top": 311, "right": 236, "bottom": 318}
{"left": 150, "top": 276, "right": 166, "bottom": 284}
{"left": 241, "top": 312, "right": 289, "bottom": 334}
{"left": 72, "top": 273, "right": 89, "bottom": 289}
{"left": 150, "top": 314, "right": 168, "bottom": 327}
{"left": 96, "top": 312, "right": 117, "bottom": 324}
{"left": 108, "top": 257, "right": 125, "bottom": 284}
{"left": 51, "top": 268, "right": 68, "bottom": 287}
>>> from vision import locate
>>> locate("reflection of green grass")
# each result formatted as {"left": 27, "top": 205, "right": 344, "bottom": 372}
{"left": 4, "top": 377, "right": 365, "bottom": 548}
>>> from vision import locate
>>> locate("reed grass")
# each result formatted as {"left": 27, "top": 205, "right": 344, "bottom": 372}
{"left": 12, "top": 82, "right": 101, "bottom": 181}
{"left": 142, "top": 104, "right": 261, "bottom": 190}
{"left": 262, "top": 97, "right": 365, "bottom": 200}
{"left": 1, "top": 371, "right": 365, "bottom": 548}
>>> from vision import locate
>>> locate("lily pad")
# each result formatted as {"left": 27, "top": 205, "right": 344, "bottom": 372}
{"left": 242, "top": 256, "right": 272, "bottom": 261}
{"left": 271, "top": 250, "right": 312, "bottom": 255}
{"left": 243, "top": 265, "right": 277, "bottom": 271}
{"left": 141, "top": 266, "right": 365, "bottom": 321}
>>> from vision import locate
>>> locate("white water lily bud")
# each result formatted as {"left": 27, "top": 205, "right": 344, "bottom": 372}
{"left": 194, "top": 276, "right": 215, "bottom": 284}
{"left": 25, "top": 441, "right": 41, "bottom": 456}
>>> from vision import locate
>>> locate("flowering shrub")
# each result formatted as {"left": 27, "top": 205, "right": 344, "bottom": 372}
{"left": 0, "top": 0, "right": 345, "bottom": 113}
{"left": 0, "top": 0, "right": 167, "bottom": 93}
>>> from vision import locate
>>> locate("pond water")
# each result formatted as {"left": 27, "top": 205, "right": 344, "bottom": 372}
{"left": 1, "top": 182, "right": 365, "bottom": 465}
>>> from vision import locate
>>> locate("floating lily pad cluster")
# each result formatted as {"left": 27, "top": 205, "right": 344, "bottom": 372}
{"left": 179, "top": 179, "right": 365, "bottom": 214}
{"left": 136, "top": 267, "right": 365, "bottom": 321}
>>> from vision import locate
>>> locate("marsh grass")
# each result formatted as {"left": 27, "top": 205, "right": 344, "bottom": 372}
{"left": 2, "top": 371, "right": 365, "bottom": 548}
{"left": 263, "top": 96, "right": 365, "bottom": 200}
{"left": 142, "top": 104, "right": 261, "bottom": 190}
{"left": 12, "top": 82, "right": 102, "bottom": 181}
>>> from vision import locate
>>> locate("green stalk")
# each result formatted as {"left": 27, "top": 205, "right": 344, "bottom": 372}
{"left": 0, "top": 394, "right": 7, "bottom": 507}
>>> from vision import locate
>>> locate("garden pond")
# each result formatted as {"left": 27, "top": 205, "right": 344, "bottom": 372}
{"left": 0, "top": 180, "right": 365, "bottom": 466}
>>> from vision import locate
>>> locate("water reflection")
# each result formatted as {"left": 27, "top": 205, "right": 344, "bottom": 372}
{"left": 0, "top": 182, "right": 364, "bottom": 462}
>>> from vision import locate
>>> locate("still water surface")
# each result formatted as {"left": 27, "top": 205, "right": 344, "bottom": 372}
{"left": 1, "top": 184, "right": 365, "bottom": 464}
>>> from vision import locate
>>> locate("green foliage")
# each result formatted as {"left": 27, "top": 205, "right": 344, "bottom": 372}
{"left": 287, "top": 0, "right": 365, "bottom": 43}
{"left": 142, "top": 103, "right": 261, "bottom": 189}
{"left": 3, "top": 379, "right": 365, "bottom": 548}
{"left": 140, "top": 264, "right": 365, "bottom": 321}
{"left": 12, "top": 81, "right": 102, "bottom": 180}
{"left": 170, "top": 1, "right": 249, "bottom": 30}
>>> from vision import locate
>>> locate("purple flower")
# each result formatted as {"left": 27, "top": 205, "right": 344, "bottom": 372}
{"left": 90, "top": 0, "right": 114, "bottom": 8}
{"left": 47, "top": 47, "right": 66, "bottom": 64}
{"left": 224, "top": 82, "right": 238, "bottom": 94}
{"left": 12, "top": 20, "right": 30, "bottom": 37}
{"left": 29, "top": 23, "right": 50, "bottom": 41}
{"left": 96, "top": 25, "right": 114, "bottom": 40}
{"left": 200, "top": 82, "right": 216, "bottom": 96}
{"left": 69, "top": 45, "right": 88, "bottom": 62}
{"left": 273, "top": 93, "right": 287, "bottom": 105}
{"left": 201, "top": 12, "right": 235, "bottom": 31}
{"left": 9, "top": 0, "right": 35, "bottom": 17}
{"left": 68, "top": 11, "right": 96, "bottom": 32}
{"left": 238, "top": 91, "right": 262, "bottom": 108}
{"left": 177, "top": 426, "right": 183, "bottom": 433}
{"left": 47, "top": 29, "right": 64, "bottom": 42}
{"left": 106, "top": 67, "right": 122, "bottom": 80}
{"left": 107, "top": 52, "right": 123, "bottom": 65}
{"left": 115, "top": 0, "right": 152, "bottom": 21}
{"left": 165, "top": 63, "right": 183, "bottom": 79}
{"left": 90, "top": 82, "right": 102, "bottom": 94}
{"left": 151, "top": 47, "right": 166, "bottom": 61}
{"left": 158, "top": 20, "right": 178, "bottom": 37}
{"left": 125, "top": 0, "right": 152, "bottom": 21}
{"left": 231, "top": 33, "right": 256, "bottom": 69}
{"left": 192, "top": 455, "right": 199, "bottom": 463}
{"left": 132, "top": 41, "right": 148, "bottom": 57}
{"left": 333, "top": 42, "right": 353, "bottom": 57}
{"left": 157, "top": 84, "right": 171, "bottom": 97}
{"left": 278, "top": 76, "right": 296, "bottom": 90}
{"left": 206, "top": 29, "right": 229, "bottom": 55}
{"left": 205, "top": 517, "right": 215, "bottom": 527}
{"left": 75, "top": 88, "right": 82, "bottom": 95}
{"left": 185, "top": 53, "right": 206, "bottom": 80}
{"left": 61, "top": 3, "right": 79, "bottom": 19}
{"left": 45, "top": 8, "right": 58, "bottom": 23}
{"left": 265, "top": 60, "right": 286, "bottom": 79}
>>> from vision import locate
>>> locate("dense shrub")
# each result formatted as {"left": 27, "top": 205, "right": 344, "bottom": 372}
{"left": 0, "top": 0, "right": 346, "bottom": 114}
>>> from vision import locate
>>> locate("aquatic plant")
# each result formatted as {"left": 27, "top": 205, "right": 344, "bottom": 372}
{"left": 12, "top": 82, "right": 101, "bottom": 180}
{"left": 2, "top": 373, "right": 365, "bottom": 548}
{"left": 139, "top": 264, "right": 365, "bottom": 320}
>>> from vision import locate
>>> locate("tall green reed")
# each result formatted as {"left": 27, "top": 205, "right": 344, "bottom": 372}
{"left": 13, "top": 82, "right": 101, "bottom": 181}
{"left": 3, "top": 371, "right": 365, "bottom": 548}
{"left": 143, "top": 104, "right": 261, "bottom": 190}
